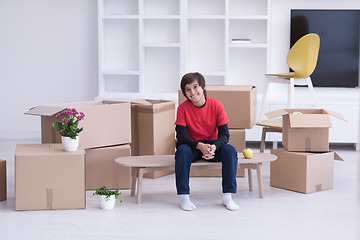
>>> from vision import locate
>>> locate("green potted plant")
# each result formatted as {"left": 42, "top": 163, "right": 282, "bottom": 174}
{"left": 52, "top": 108, "right": 85, "bottom": 152}
{"left": 93, "top": 186, "right": 123, "bottom": 210}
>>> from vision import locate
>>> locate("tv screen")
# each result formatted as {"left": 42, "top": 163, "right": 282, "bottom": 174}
{"left": 291, "top": 10, "right": 360, "bottom": 88}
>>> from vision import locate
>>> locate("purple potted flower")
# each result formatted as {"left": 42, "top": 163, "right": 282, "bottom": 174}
{"left": 52, "top": 108, "right": 85, "bottom": 151}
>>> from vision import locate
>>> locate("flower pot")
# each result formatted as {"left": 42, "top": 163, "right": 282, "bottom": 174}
{"left": 61, "top": 136, "right": 79, "bottom": 152}
{"left": 99, "top": 195, "right": 116, "bottom": 210}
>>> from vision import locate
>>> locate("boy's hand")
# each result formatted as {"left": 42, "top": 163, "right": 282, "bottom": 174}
{"left": 197, "top": 143, "right": 216, "bottom": 160}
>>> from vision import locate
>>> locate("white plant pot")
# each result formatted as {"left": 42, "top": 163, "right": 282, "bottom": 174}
{"left": 99, "top": 195, "right": 116, "bottom": 210}
{"left": 61, "top": 136, "right": 79, "bottom": 152}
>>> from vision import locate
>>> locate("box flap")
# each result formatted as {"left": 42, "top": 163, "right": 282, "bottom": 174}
{"left": 133, "top": 100, "right": 175, "bottom": 114}
{"left": 24, "top": 106, "right": 66, "bottom": 116}
{"left": 332, "top": 151, "right": 344, "bottom": 161}
{"left": 323, "top": 109, "right": 347, "bottom": 122}
{"left": 131, "top": 99, "right": 153, "bottom": 105}
{"left": 265, "top": 109, "right": 289, "bottom": 119}
{"left": 288, "top": 114, "right": 331, "bottom": 128}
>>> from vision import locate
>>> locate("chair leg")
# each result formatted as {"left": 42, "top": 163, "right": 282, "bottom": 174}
{"left": 260, "top": 127, "right": 267, "bottom": 153}
{"left": 288, "top": 78, "right": 295, "bottom": 108}
{"left": 306, "top": 77, "right": 319, "bottom": 108}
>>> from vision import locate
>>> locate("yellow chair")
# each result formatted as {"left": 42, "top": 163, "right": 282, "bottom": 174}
{"left": 259, "top": 33, "right": 320, "bottom": 120}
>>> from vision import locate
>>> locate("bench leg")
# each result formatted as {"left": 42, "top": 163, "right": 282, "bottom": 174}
{"left": 248, "top": 168, "right": 253, "bottom": 192}
{"left": 256, "top": 164, "right": 263, "bottom": 198}
{"left": 137, "top": 168, "right": 145, "bottom": 204}
{"left": 131, "top": 167, "right": 138, "bottom": 197}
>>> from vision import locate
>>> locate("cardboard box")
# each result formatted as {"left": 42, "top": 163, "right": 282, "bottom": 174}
{"left": 15, "top": 144, "right": 85, "bottom": 210}
{"left": 190, "top": 129, "right": 246, "bottom": 177}
{"left": 266, "top": 109, "right": 346, "bottom": 152}
{"left": 131, "top": 99, "right": 176, "bottom": 179}
{"left": 0, "top": 159, "right": 6, "bottom": 201}
{"left": 270, "top": 148, "right": 343, "bottom": 194}
{"left": 179, "top": 86, "right": 257, "bottom": 129}
{"left": 85, "top": 144, "right": 131, "bottom": 190}
{"left": 25, "top": 100, "right": 131, "bottom": 149}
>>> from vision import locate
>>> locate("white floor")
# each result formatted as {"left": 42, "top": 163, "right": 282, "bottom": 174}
{"left": 0, "top": 139, "right": 359, "bottom": 240}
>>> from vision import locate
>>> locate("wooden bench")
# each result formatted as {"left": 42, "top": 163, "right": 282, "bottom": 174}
{"left": 115, "top": 153, "right": 277, "bottom": 203}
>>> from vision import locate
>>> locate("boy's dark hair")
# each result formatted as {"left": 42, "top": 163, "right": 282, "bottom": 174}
{"left": 180, "top": 72, "right": 207, "bottom": 99}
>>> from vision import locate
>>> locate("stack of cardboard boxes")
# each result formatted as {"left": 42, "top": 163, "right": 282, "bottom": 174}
{"left": 130, "top": 99, "right": 176, "bottom": 178}
{"left": 266, "top": 109, "right": 345, "bottom": 193}
{"left": 17, "top": 99, "right": 176, "bottom": 210}
{"left": 16, "top": 100, "right": 132, "bottom": 210}
{"left": 25, "top": 100, "right": 133, "bottom": 190}
{"left": 179, "top": 86, "right": 257, "bottom": 177}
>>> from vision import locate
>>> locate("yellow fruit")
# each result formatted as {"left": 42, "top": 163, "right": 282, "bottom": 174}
{"left": 242, "top": 148, "right": 253, "bottom": 159}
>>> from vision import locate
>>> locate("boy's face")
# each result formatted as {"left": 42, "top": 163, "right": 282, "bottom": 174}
{"left": 184, "top": 80, "right": 206, "bottom": 107}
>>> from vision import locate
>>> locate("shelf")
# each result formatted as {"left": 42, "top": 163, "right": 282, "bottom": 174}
{"left": 229, "top": 0, "right": 268, "bottom": 16}
{"left": 228, "top": 15, "right": 268, "bottom": 20}
{"left": 188, "top": 0, "right": 225, "bottom": 15}
{"left": 187, "top": 15, "right": 226, "bottom": 19}
{"left": 229, "top": 43, "right": 267, "bottom": 48}
{"left": 143, "top": 15, "right": 181, "bottom": 19}
{"left": 101, "top": 0, "right": 138, "bottom": 15}
{"left": 143, "top": 0, "right": 180, "bottom": 16}
{"left": 102, "top": 15, "right": 139, "bottom": 19}
{"left": 144, "top": 19, "right": 180, "bottom": 44}
{"left": 143, "top": 43, "right": 181, "bottom": 47}
{"left": 101, "top": 70, "right": 140, "bottom": 75}
{"left": 98, "top": 0, "right": 270, "bottom": 101}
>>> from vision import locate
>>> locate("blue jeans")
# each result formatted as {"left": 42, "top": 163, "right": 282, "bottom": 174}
{"left": 175, "top": 141, "right": 238, "bottom": 195}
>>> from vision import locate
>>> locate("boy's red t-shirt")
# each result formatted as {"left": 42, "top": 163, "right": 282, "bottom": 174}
{"left": 175, "top": 97, "right": 229, "bottom": 141}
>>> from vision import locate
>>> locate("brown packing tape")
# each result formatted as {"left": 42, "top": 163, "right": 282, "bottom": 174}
{"left": 305, "top": 137, "right": 311, "bottom": 152}
{"left": 46, "top": 188, "right": 53, "bottom": 210}
{"left": 315, "top": 184, "right": 322, "bottom": 192}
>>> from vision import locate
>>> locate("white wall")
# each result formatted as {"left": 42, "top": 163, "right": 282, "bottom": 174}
{"left": 0, "top": 0, "right": 98, "bottom": 139}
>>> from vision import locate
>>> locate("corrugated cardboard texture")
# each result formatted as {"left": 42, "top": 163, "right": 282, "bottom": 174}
{"left": 0, "top": 160, "right": 6, "bottom": 201}
{"left": 27, "top": 101, "right": 132, "bottom": 149}
{"left": 190, "top": 129, "right": 246, "bottom": 177}
{"left": 131, "top": 100, "right": 175, "bottom": 156}
{"left": 178, "top": 86, "right": 257, "bottom": 129}
{"left": 85, "top": 144, "right": 131, "bottom": 190}
{"left": 15, "top": 144, "right": 85, "bottom": 210}
{"left": 131, "top": 100, "right": 176, "bottom": 179}
{"left": 270, "top": 148, "right": 334, "bottom": 194}
{"left": 282, "top": 113, "right": 330, "bottom": 152}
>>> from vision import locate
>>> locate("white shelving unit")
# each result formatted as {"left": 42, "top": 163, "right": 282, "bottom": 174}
{"left": 97, "top": 0, "right": 271, "bottom": 101}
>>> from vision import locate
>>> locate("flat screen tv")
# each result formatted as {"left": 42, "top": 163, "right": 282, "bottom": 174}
{"left": 291, "top": 9, "right": 360, "bottom": 88}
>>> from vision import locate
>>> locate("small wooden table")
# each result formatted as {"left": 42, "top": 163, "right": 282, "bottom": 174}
{"left": 115, "top": 153, "right": 277, "bottom": 203}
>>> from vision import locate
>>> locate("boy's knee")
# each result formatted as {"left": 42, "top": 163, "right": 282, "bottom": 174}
{"left": 175, "top": 144, "right": 193, "bottom": 161}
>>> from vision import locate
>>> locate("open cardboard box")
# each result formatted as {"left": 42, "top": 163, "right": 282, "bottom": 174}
{"left": 179, "top": 85, "right": 257, "bottom": 129}
{"left": 265, "top": 109, "right": 346, "bottom": 152}
{"left": 25, "top": 100, "right": 131, "bottom": 149}
{"left": 270, "top": 148, "right": 343, "bottom": 194}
